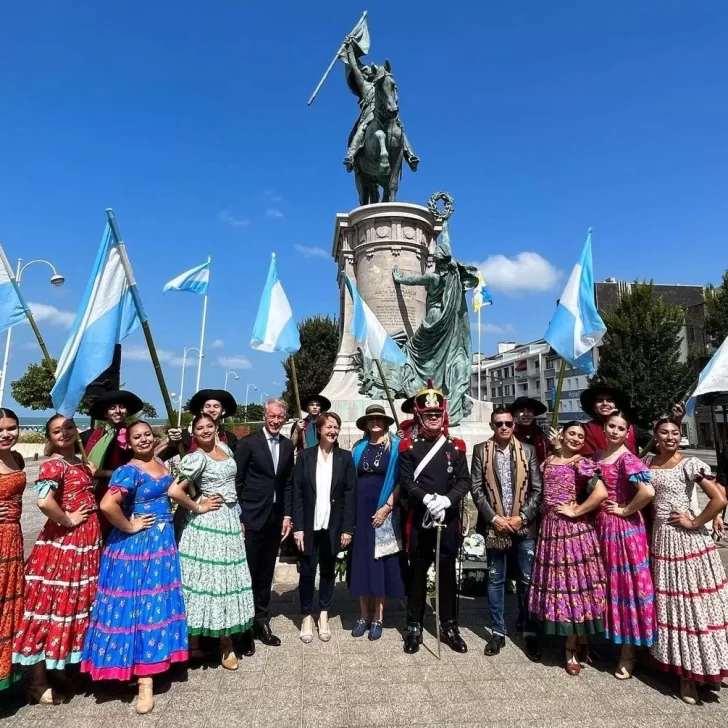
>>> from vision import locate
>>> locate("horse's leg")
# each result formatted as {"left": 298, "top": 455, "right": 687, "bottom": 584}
{"left": 374, "top": 130, "right": 390, "bottom": 176}
{"left": 388, "top": 154, "right": 402, "bottom": 202}
{"left": 355, "top": 170, "right": 368, "bottom": 206}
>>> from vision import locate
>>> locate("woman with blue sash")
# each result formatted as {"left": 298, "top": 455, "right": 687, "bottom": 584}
{"left": 349, "top": 404, "right": 407, "bottom": 640}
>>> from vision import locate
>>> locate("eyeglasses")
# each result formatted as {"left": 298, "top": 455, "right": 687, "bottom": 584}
{"left": 423, "top": 412, "right": 443, "bottom": 418}
{"left": 494, "top": 420, "right": 514, "bottom": 428}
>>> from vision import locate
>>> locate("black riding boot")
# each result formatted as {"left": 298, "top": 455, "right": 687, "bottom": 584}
{"left": 403, "top": 623, "right": 422, "bottom": 654}
{"left": 440, "top": 621, "right": 468, "bottom": 654}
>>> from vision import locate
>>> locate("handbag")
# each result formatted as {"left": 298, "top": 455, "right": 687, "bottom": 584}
{"left": 374, "top": 508, "right": 402, "bottom": 559}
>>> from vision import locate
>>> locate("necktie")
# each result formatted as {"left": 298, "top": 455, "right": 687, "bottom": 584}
{"left": 269, "top": 437, "right": 279, "bottom": 473}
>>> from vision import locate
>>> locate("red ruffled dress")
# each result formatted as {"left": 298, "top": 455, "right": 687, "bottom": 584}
{"left": 12, "top": 458, "right": 101, "bottom": 670}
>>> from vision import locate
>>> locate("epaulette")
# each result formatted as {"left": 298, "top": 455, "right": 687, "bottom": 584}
{"left": 450, "top": 437, "right": 467, "bottom": 453}
{"left": 398, "top": 438, "right": 413, "bottom": 453}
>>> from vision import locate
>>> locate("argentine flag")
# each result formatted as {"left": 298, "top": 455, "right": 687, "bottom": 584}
{"left": 544, "top": 228, "right": 606, "bottom": 374}
{"left": 686, "top": 335, "right": 728, "bottom": 415}
{"left": 0, "top": 245, "right": 29, "bottom": 333}
{"left": 52, "top": 224, "right": 141, "bottom": 416}
{"left": 344, "top": 274, "right": 406, "bottom": 365}
{"left": 163, "top": 259, "right": 210, "bottom": 295}
{"left": 251, "top": 253, "right": 300, "bottom": 354}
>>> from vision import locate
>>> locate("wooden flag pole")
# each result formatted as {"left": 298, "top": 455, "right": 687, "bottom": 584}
{"left": 375, "top": 359, "right": 400, "bottom": 429}
{"left": 289, "top": 356, "right": 302, "bottom": 416}
{"left": 550, "top": 359, "right": 567, "bottom": 430}
{"left": 105, "top": 208, "right": 183, "bottom": 457}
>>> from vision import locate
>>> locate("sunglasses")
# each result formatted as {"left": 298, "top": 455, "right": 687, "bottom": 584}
{"left": 494, "top": 420, "right": 514, "bottom": 428}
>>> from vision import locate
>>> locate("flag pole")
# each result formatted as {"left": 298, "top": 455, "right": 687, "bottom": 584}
{"left": 196, "top": 256, "right": 210, "bottom": 392}
{"left": 375, "top": 359, "right": 400, "bottom": 429}
{"left": 307, "top": 10, "right": 367, "bottom": 106}
{"left": 289, "top": 355, "right": 302, "bottom": 416}
{"left": 477, "top": 306, "right": 482, "bottom": 403}
{"left": 105, "top": 209, "right": 181, "bottom": 454}
{"left": 550, "top": 359, "right": 567, "bottom": 430}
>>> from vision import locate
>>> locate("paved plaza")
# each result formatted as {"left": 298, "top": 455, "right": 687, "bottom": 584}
{"left": 3, "top": 458, "right": 728, "bottom": 727}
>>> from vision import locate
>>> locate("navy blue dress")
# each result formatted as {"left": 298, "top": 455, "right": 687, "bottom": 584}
{"left": 349, "top": 444, "right": 406, "bottom": 599}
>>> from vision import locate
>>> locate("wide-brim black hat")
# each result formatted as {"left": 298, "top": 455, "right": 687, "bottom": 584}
{"left": 580, "top": 385, "right": 631, "bottom": 417}
{"left": 401, "top": 396, "right": 415, "bottom": 415}
{"left": 300, "top": 393, "right": 331, "bottom": 412}
{"left": 356, "top": 404, "right": 395, "bottom": 431}
{"left": 188, "top": 389, "right": 238, "bottom": 417}
{"left": 508, "top": 397, "right": 547, "bottom": 418}
{"left": 89, "top": 390, "right": 144, "bottom": 421}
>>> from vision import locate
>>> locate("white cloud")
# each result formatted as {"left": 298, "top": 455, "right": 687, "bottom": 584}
{"left": 217, "top": 356, "right": 252, "bottom": 370}
{"left": 219, "top": 209, "right": 250, "bottom": 228}
{"left": 475, "top": 252, "right": 561, "bottom": 295}
{"left": 265, "top": 207, "right": 285, "bottom": 220}
{"left": 264, "top": 190, "right": 283, "bottom": 203}
{"left": 124, "top": 345, "right": 186, "bottom": 367}
{"left": 210, "top": 339, "right": 224, "bottom": 349}
{"left": 27, "top": 302, "right": 75, "bottom": 328}
{"left": 473, "top": 322, "right": 515, "bottom": 335}
{"left": 294, "top": 244, "right": 328, "bottom": 259}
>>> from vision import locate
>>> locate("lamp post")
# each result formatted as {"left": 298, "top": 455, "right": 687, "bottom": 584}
{"left": 245, "top": 382, "right": 257, "bottom": 421}
{"left": 177, "top": 347, "right": 200, "bottom": 426}
{"left": 0, "top": 258, "right": 65, "bottom": 408}
{"left": 260, "top": 391, "right": 270, "bottom": 405}
{"left": 224, "top": 370, "right": 239, "bottom": 391}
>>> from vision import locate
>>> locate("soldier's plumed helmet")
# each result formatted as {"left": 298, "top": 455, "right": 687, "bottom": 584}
{"left": 413, "top": 380, "right": 446, "bottom": 414}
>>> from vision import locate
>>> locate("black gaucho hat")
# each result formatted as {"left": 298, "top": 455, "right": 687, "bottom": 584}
{"left": 300, "top": 393, "right": 331, "bottom": 412}
{"left": 401, "top": 396, "right": 415, "bottom": 415}
{"left": 508, "top": 397, "right": 547, "bottom": 418}
{"left": 89, "top": 390, "right": 144, "bottom": 421}
{"left": 188, "top": 389, "right": 238, "bottom": 417}
{"left": 580, "top": 385, "right": 631, "bottom": 417}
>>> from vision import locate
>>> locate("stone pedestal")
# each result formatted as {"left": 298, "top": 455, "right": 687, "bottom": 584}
{"left": 319, "top": 201, "right": 494, "bottom": 461}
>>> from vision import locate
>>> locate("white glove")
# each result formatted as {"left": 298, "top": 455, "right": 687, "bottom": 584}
{"left": 423, "top": 494, "right": 435, "bottom": 505}
{"left": 431, "top": 495, "right": 452, "bottom": 517}
{"left": 436, "top": 509, "right": 446, "bottom": 524}
{"left": 424, "top": 494, "right": 440, "bottom": 516}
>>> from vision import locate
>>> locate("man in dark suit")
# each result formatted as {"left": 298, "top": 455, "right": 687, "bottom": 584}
{"left": 235, "top": 398, "right": 294, "bottom": 650}
{"left": 471, "top": 406, "right": 543, "bottom": 660}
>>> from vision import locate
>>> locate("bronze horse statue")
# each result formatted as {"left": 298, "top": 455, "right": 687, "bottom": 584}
{"left": 352, "top": 61, "right": 417, "bottom": 206}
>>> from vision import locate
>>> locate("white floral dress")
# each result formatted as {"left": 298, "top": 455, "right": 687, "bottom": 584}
{"left": 177, "top": 445, "right": 254, "bottom": 637}
{"left": 646, "top": 455, "right": 728, "bottom": 682}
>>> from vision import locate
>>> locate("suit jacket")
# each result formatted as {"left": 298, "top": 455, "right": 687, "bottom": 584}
{"left": 235, "top": 428, "right": 294, "bottom": 531}
{"left": 470, "top": 439, "right": 543, "bottom": 539}
{"left": 292, "top": 445, "right": 356, "bottom": 557}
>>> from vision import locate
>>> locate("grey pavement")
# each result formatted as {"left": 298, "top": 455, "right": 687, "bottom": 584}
{"left": 3, "top": 460, "right": 728, "bottom": 727}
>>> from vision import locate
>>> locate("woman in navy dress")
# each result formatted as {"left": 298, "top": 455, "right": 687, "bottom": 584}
{"left": 349, "top": 405, "right": 406, "bottom": 640}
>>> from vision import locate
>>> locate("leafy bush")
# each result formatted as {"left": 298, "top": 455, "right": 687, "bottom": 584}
{"left": 18, "top": 431, "right": 45, "bottom": 444}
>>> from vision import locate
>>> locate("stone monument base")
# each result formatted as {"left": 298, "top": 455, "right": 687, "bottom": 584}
{"left": 331, "top": 396, "right": 493, "bottom": 464}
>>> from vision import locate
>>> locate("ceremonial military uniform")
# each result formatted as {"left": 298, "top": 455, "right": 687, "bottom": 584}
{"left": 399, "top": 383, "right": 471, "bottom": 654}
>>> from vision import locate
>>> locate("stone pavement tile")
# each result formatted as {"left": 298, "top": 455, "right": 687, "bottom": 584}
{"left": 257, "top": 686, "right": 301, "bottom": 709}
{"left": 342, "top": 665, "right": 390, "bottom": 687}
{"left": 423, "top": 680, "right": 478, "bottom": 702}
{"left": 254, "top": 703, "right": 302, "bottom": 727}
{"left": 261, "top": 669, "right": 304, "bottom": 688}
{"left": 173, "top": 664, "right": 225, "bottom": 691}
{"left": 303, "top": 653, "right": 342, "bottom": 670}
{"left": 389, "top": 700, "right": 442, "bottom": 724}
{"left": 419, "top": 665, "right": 468, "bottom": 682}
{"left": 301, "top": 704, "right": 349, "bottom": 728}
{"left": 340, "top": 653, "right": 381, "bottom": 669}
{"left": 628, "top": 717, "right": 723, "bottom": 728}
{"left": 429, "top": 699, "right": 526, "bottom": 724}
{"left": 268, "top": 651, "right": 303, "bottom": 670}
{"left": 347, "top": 703, "right": 399, "bottom": 726}
{"left": 302, "top": 668, "right": 345, "bottom": 688}
{"left": 218, "top": 668, "right": 265, "bottom": 690}
{"left": 381, "top": 683, "right": 432, "bottom": 704}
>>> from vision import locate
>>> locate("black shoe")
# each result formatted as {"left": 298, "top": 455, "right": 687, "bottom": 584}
{"left": 253, "top": 623, "right": 281, "bottom": 647}
{"left": 484, "top": 634, "right": 506, "bottom": 656}
{"left": 524, "top": 635, "right": 542, "bottom": 662}
{"left": 403, "top": 623, "right": 422, "bottom": 654}
{"left": 240, "top": 629, "right": 255, "bottom": 657}
{"left": 440, "top": 622, "right": 468, "bottom": 654}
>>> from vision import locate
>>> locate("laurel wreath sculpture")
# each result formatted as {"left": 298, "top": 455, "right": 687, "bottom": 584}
{"left": 427, "top": 191, "right": 455, "bottom": 221}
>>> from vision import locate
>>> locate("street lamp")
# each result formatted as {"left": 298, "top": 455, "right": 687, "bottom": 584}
{"left": 177, "top": 347, "right": 200, "bottom": 426}
{"left": 224, "top": 370, "right": 239, "bottom": 390}
{"left": 260, "top": 391, "right": 270, "bottom": 405}
{"left": 245, "top": 382, "right": 257, "bottom": 421}
{"left": 0, "top": 258, "right": 65, "bottom": 408}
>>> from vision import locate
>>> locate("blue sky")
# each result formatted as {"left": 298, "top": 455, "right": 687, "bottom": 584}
{"left": 1, "top": 1, "right": 726, "bottom": 416}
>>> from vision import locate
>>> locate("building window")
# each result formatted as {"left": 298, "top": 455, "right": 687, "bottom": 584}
{"left": 491, "top": 389, "right": 496, "bottom": 399}
{"left": 546, "top": 377, "right": 554, "bottom": 389}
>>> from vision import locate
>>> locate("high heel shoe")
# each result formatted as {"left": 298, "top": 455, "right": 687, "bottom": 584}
{"left": 300, "top": 615, "right": 314, "bottom": 644}
{"left": 565, "top": 648, "right": 581, "bottom": 676}
{"left": 220, "top": 637, "right": 239, "bottom": 671}
{"left": 318, "top": 612, "right": 331, "bottom": 642}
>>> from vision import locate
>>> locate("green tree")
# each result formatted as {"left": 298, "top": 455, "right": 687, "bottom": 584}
{"left": 235, "top": 402, "right": 264, "bottom": 422}
{"left": 706, "top": 270, "right": 728, "bottom": 347}
{"left": 593, "top": 281, "right": 693, "bottom": 429}
{"left": 11, "top": 359, "right": 156, "bottom": 417}
{"left": 282, "top": 315, "right": 339, "bottom": 413}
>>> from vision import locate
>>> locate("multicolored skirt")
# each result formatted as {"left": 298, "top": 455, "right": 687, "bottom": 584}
{"left": 80, "top": 519, "right": 188, "bottom": 680}
{"left": 0, "top": 522, "right": 23, "bottom": 691}
{"left": 529, "top": 511, "right": 606, "bottom": 635}
{"left": 595, "top": 510, "right": 656, "bottom": 646}
{"left": 651, "top": 521, "right": 728, "bottom": 682}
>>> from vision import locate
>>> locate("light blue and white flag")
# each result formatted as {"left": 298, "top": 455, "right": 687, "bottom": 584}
{"left": 0, "top": 244, "right": 30, "bottom": 334}
{"left": 251, "top": 253, "right": 300, "bottom": 354}
{"left": 163, "top": 259, "right": 210, "bottom": 295}
{"left": 544, "top": 228, "right": 606, "bottom": 375}
{"left": 52, "top": 224, "right": 141, "bottom": 416}
{"left": 686, "top": 335, "right": 728, "bottom": 416}
{"left": 472, "top": 270, "right": 493, "bottom": 312}
{"left": 344, "top": 274, "right": 406, "bottom": 365}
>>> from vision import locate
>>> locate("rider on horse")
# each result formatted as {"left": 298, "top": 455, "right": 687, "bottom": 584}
{"left": 341, "top": 38, "right": 419, "bottom": 174}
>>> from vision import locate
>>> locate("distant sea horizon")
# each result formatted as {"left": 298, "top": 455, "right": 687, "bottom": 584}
{"left": 19, "top": 416, "right": 168, "bottom": 430}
